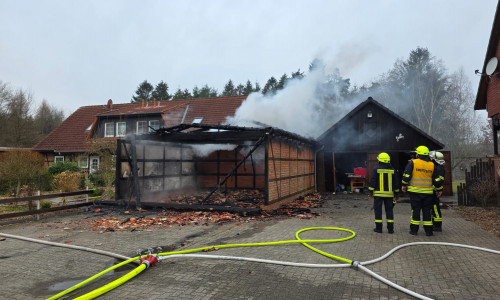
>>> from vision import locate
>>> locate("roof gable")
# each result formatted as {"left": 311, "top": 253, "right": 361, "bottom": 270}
{"left": 317, "top": 97, "right": 444, "bottom": 151}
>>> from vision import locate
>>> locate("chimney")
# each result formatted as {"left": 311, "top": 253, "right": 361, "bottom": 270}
{"left": 141, "top": 99, "right": 144, "bottom": 108}
{"left": 107, "top": 99, "right": 113, "bottom": 108}
{"left": 153, "top": 98, "right": 156, "bottom": 106}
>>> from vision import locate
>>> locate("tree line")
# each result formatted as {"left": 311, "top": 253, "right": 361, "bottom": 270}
{"left": 131, "top": 70, "right": 306, "bottom": 102}
{"left": 0, "top": 82, "right": 64, "bottom": 148}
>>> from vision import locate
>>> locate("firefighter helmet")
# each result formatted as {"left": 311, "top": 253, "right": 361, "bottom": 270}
{"left": 415, "top": 145, "right": 429, "bottom": 156}
{"left": 434, "top": 151, "right": 445, "bottom": 165}
{"left": 429, "top": 150, "right": 435, "bottom": 159}
{"left": 377, "top": 152, "right": 390, "bottom": 163}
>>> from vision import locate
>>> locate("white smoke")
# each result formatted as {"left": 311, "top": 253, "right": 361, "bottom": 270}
{"left": 226, "top": 68, "right": 359, "bottom": 139}
{"left": 190, "top": 143, "right": 238, "bottom": 157}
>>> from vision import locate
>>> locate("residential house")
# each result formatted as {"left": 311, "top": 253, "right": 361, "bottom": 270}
{"left": 32, "top": 96, "right": 247, "bottom": 175}
{"left": 474, "top": 0, "right": 500, "bottom": 156}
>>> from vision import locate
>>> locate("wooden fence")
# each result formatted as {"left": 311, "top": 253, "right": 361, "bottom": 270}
{"left": 457, "top": 159, "right": 497, "bottom": 206}
{"left": 0, "top": 189, "right": 95, "bottom": 220}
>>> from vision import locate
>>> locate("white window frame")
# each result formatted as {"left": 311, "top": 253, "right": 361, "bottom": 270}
{"left": 104, "top": 122, "right": 114, "bottom": 137}
{"left": 89, "top": 156, "right": 100, "bottom": 174}
{"left": 192, "top": 117, "right": 203, "bottom": 124}
{"left": 149, "top": 120, "right": 160, "bottom": 132}
{"left": 137, "top": 121, "right": 147, "bottom": 134}
{"left": 116, "top": 122, "right": 126, "bottom": 137}
{"left": 78, "top": 156, "right": 89, "bottom": 168}
{"left": 54, "top": 156, "right": 64, "bottom": 164}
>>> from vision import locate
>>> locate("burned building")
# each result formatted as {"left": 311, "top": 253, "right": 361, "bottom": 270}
{"left": 317, "top": 97, "right": 452, "bottom": 196}
{"left": 115, "top": 124, "right": 318, "bottom": 210}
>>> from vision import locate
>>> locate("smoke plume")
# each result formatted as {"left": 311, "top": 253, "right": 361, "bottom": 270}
{"left": 226, "top": 67, "right": 359, "bottom": 139}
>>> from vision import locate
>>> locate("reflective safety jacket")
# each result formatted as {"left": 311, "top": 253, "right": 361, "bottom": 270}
{"left": 433, "top": 163, "right": 445, "bottom": 191}
{"left": 402, "top": 157, "right": 442, "bottom": 194}
{"left": 368, "top": 162, "right": 400, "bottom": 197}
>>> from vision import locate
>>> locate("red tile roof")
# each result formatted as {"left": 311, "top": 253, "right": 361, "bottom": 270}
{"left": 33, "top": 96, "right": 247, "bottom": 153}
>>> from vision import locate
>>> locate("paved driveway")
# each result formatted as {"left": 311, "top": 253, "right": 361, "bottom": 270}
{"left": 0, "top": 194, "right": 499, "bottom": 299}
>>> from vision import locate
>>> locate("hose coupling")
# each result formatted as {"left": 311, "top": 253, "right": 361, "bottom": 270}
{"left": 144, "top": 254, "right": 159, "bottom": 267}
{"left": 351, "top": 261, "right": 360, "bottom": 268}
{"left": 141, "top": 259, "right": 150, "bottom": 268}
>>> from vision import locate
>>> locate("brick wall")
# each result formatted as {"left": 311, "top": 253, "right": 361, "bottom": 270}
{"left": 487, "top": 43, "right": 500, "bottom": 117}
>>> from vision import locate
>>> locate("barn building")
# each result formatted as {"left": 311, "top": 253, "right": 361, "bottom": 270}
{"left": 317, "top": 97, "right": 452, "bottom": 196}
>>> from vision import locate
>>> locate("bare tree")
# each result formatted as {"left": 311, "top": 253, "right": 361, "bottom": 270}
{"left": 3, "top": 89, "right": 37, "bottom": 147}
{"left": 34, "top": 99, "right": 64, "bottom": 140}
{"left": 439, "top": 68, "right": 489, "bottom": 173}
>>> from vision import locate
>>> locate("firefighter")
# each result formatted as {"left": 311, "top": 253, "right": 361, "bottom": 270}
{"left": 402, "top": 146, "right": 443, "bottom": 236}
{"left": 368, "top": 152, "right": 400, "bottom": 234}
{"left": 429, "top": 151, "right": 445, "bottom": 232}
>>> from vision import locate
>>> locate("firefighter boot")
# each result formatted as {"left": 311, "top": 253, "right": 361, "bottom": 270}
{"left": 409, "top": 224, "right": 418, "bottom": 235}
{"left": 424, "top": 225, "right": 433, "bottom": 236}
{"left": 373, "top": 222, "right": 382, "bottom": 233}
{"left": 433, "top": 222, "right": 442, "bottom": 232}
{"left": 387, "top": 222, "right": 394, "bottom": 234}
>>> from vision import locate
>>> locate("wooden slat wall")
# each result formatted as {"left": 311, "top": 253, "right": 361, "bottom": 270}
{"left": 266, "top": 139, "right": 315, "bottom": 205}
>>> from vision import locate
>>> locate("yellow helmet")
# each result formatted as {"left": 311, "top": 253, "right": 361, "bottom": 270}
{"left": 377, "top": 152, "right": 390, "bottom": 163}
{"left": 415, "top": 145, "right": 429, "bottom": 156}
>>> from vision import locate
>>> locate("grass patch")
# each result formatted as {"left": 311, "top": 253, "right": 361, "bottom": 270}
{"left": 452, "top": 180, "right": 465, "bottom": 194}
{"left": 0, "top": 204, "right": 29, "bottom": 213}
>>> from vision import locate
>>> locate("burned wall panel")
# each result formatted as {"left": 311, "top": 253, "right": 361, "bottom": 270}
{"left": 116, "top": 126, "right": 317, "bottom": 207}
{"left": 265, "top": 139, "right": 315, "bottom": 205}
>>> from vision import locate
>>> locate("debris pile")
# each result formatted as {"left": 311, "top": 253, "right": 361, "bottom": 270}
{"left": 160, "top": 189, "right": 265, "bottom": 207}
{"left": 273, "top": 193, "right": 324, "bottom": 219}
{"left": 74, "top": 192, "right": 327, "bottom": 233}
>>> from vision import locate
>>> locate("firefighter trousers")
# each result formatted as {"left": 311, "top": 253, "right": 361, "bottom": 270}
{"left": 373, "top": 197, "right": 394, "bottom": 232}
{"left": 409, "top": 192, "right": 434, "bottom": 235}
{"left": 431, "top": 194, "right": 442, "bottom": 230}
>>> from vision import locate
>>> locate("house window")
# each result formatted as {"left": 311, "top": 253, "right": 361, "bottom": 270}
{"left": 192, "top": 117, "right": 203, "bottom": 124}
{"left": 116, "top": 122, "right": 126, "bottom": 137}
{"left": 54, "top": 156, "right": 64, "bottom": 164}
{"left": 149, "top": 120, "right": 160, "bottom": 132}
{"left": 137, "top": 121, "right": 147, "bottom": 134}
{"left": 89, "top": 156, "right": 100, "bottom": 173}
{"left": 78, "top": 156, "right": 89, "bottom": 168}
{"left": 105, "top": 122, "right": 114, "bottom": 137}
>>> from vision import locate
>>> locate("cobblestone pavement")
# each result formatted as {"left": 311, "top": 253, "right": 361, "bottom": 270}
{"left": 0, "top": 194, "right": 499, "bottom": 300}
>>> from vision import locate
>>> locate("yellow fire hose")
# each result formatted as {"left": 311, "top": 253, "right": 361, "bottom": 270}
{"left": 48, "top": 227, "right": 355, "bottom": 300}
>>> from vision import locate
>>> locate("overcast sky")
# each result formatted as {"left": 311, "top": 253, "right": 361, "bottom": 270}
{"left": 0, "top": 0, "right": 498, "bottom": 116}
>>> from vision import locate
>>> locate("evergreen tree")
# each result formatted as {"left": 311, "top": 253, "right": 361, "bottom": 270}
{"left": 192, "top": 86, "right": 200, "bottom": 98}
{"left": 243, "top": 80, "right": 254, "bottom": 95}
{"left": 262, "top": 77, "right": 278, "bottom": 95}
{"left": 291, "top": 69, "right": 304, "bottom": 79}
{"left": 382, "top": 47, "right": 449, "bottom": 134}
{"left": 199, "top": 85, "right": 218, "bottom": 98}
{"left": 235, "top": 84, "right": 245, "bottom": 95}
{"left": 182, "top": 88, "right": 192, "bottom": 99}
{"left": 222, "top": 79, "right": 236, "bottom": 96}
{"left": 277, "top": 73, "right": 288, "bottom": 90}
{"left": 131, "top": 80, "right": 154, "bottom": 102}
{"left": 152, "top": 81, "right": 171, "bottom": 101}
{"left": 254, "top": 82, "right": 261, "bottom": 92}
{"left": 173, "top": 88, "right": 185, "bottom": 99}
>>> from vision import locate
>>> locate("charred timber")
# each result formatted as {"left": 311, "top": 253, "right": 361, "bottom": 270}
{"left": 141, "top": 124, "right": 317, "bottom": 146}
{"left": 94, "top": 200, "right": 262, "bottom": 215}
